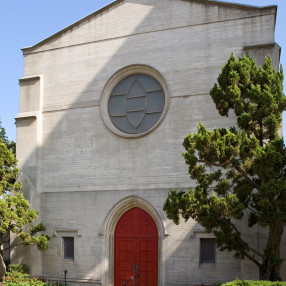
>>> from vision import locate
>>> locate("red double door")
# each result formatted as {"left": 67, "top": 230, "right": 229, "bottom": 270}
{"left": 114, "top": 207, "right": 158, "bottom": 286}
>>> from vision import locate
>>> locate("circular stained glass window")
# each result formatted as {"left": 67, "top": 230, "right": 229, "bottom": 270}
{"left": 108, "top": 74, "right": 165, "bottom": 134}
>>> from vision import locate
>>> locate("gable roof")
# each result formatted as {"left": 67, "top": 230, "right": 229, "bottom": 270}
{"left": 22, "top": 0, "right": 277, "bottom": 53}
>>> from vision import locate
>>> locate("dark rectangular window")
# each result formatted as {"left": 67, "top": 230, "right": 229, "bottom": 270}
{"left": 200, "top": 238, "right": 215, "bottom": 263}
{"left": 63, "top": 237, "right": 74, "bottom": 259}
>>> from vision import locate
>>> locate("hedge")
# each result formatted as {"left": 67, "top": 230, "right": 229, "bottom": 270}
{"left": 223, "top": 279, "right": 286, "bottom": 286}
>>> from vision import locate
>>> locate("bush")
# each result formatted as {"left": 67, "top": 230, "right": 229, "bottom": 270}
{"left": 223, "top": 280, "right": 286, "bottom": 286}
{"left": 7, "top": 264, "right": 29, "bottom": 274}
{"left": 2, "top": 270, "right": 45, "bottom": 286}
{"left": 2, "top": 264, "right": 69, "bottom": 286}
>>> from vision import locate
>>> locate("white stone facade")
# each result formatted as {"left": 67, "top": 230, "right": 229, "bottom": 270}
{"left": 14, "top": 0, "right": 285, "bottom": 285}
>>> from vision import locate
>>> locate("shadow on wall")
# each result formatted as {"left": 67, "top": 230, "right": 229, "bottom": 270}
{"left": 12, "top": 0, "right": 283, "bottom": 284}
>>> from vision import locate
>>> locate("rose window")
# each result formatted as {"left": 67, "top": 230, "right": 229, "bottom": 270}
{"left": 108, "top": 74, "right": 165, "bottom": 134}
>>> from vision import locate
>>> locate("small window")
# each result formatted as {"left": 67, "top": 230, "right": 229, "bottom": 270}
{"left": 200, "top": 238, "right": 215, "bottom": 263}
{"left": 63, "top": 237, "right": 74, "bottom": 260}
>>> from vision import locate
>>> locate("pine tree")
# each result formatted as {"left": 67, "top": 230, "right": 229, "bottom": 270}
{"left": 0, "top": 121, "right": 49, "bottom": 280}
{"left": 163, "top": 54, "right": 286, "bottom": 280}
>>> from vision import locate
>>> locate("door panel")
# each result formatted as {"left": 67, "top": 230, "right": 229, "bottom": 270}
{"left": 115, "top": 238, "right": 135, "bottom": 286}
{"left": 138, "top": 238, "right": 157, "bottom": 286}
{"left": 114, "top": 207, "right": 158, "bottom": 286}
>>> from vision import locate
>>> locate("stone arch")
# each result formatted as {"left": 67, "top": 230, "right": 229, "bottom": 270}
{"left": 99, "top": 195, "right": 168, "bottom": 237}
{"left": 99, "top": 195, "right": 168, "bottom": 286}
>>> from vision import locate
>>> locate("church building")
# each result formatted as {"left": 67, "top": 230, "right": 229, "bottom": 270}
{"left": 14, "top": 0, "right": 285, "bottom": 285}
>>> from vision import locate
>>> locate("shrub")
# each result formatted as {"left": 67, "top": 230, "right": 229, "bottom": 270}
{"left": 2, "top": 270, "right": 45, "bottom": 286}
{"left": 223, "top": 280, "right": 286, "bottom": 286}
{"left": 1, "top": 264, "right": 69, "bottom": 286}
{"left": 7, "top": 264, "right": 29, "bottom": 274}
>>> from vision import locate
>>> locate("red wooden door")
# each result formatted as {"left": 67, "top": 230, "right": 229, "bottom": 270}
{"left": 114, "top": 207, "right": 158, "bottom": 286}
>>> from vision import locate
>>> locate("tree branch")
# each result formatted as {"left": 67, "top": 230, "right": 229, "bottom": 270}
{"left": 232, "top": 224, "right": 264, "bottom": 259}
{"left": 241, "top": 246, "right": 262, "bottom": 267}
{"left": 2, "top": 242, "right": 22, "bottom": 252}
{"left": 198, "top": 158, "right": 259, "bottom": 189}
{"left": 198, "top": 158, "right": 233, "bottom": 168}
{"left": 234, "top": 165, "right": 259, "bottom": 189}
{"left": 246, "top": 207, "right": 260, "bottom": 216}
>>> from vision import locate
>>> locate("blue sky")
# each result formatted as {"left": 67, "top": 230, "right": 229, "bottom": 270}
{"left": 0, "top": 0, "right": 285, "bottom": 142}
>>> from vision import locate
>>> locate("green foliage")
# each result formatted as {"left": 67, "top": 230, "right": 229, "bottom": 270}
{"left": 0, "top": 142, "right": 20, "bottom": 195}
{"left": 2, "top": 266, "right": 70, "bottom": 286}
{"left": 213, "top": 282, "right": 223, "bottom": 286}
{"left": 0, "top": 126, "right": 49, "bottom": 252}
{"left": 0, "top": 120, "right": 15, "bottom": 154}
{"left": 163, "top": 54, "right": 286, "bottom": 280}
{"left": 0, "top": 123, "right": 49, "bottom": 280}
{"left": 210, "top": 54, "right": 285, "bottom": 145}
{"left": 7, "top": 264, "right": 29, "bottom": 274}
{"left": 222, "top": 279, "right": 286, "bottom": 286}
{"left": 2, "top": 270, "right": 45, "bottom": 286}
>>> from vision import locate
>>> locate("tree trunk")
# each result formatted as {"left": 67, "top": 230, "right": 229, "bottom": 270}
{"left": 259, "top": 222, "right": 284, "bottom": 281}
{"left": 0, "top": 253, "right": 6, "bottom": 281}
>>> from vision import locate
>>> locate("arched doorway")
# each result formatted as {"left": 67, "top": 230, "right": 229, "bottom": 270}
{"left": 114, "top": 207, "right": 158, "bottom": 286}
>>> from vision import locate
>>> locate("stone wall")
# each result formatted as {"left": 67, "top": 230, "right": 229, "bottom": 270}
{"left": 14, "top": 0, "right": 285, "bottom": 285}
